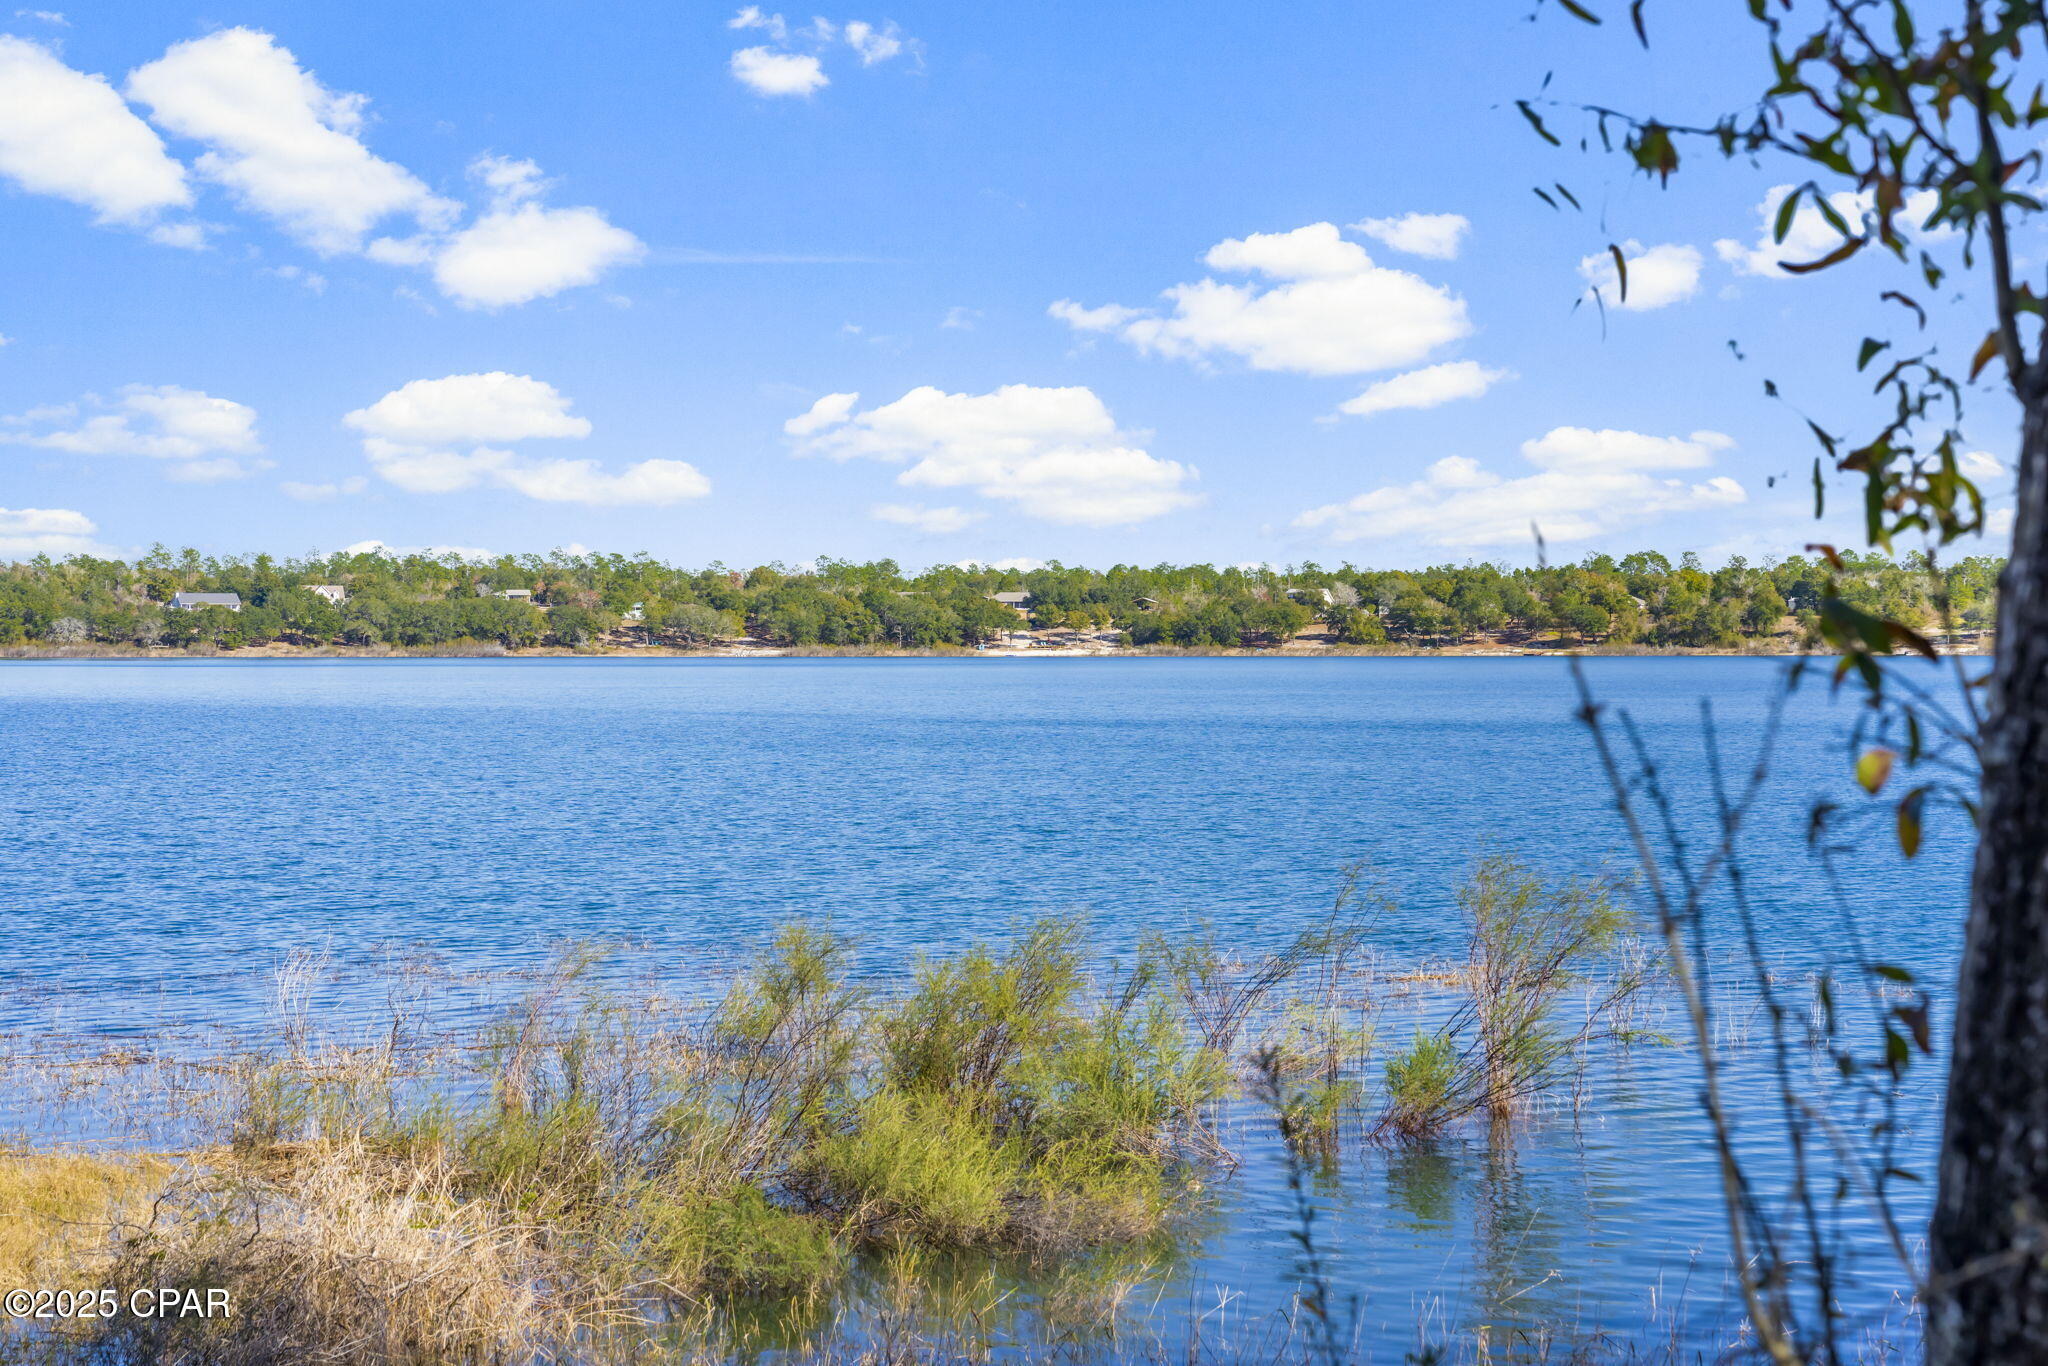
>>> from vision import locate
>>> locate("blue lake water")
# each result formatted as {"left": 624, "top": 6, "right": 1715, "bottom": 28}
{"left": 0, "top": 657, "right": 1969, "bottom": 1356}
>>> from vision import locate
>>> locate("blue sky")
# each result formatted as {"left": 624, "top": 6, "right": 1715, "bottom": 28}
{"left": 0, "top": 1, "right": 2022, "bottom": 569}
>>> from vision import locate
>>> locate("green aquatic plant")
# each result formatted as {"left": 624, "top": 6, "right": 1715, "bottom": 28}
{"left": 1380, "top": 1029, "right": 1462, "bottom": 1140}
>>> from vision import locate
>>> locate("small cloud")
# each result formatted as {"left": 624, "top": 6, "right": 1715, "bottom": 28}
{"left": 1337, "top": 360, "right": 1509, "bottom": 420}
{"left": 785, "top": 391, "right": 859, "bottom": 436}
{"left": 1049, "top": 221, "right": 1469, "bottom": 377}
{"left": 0, "top": 504, "right": 102, "bottom": 559}
{"left": 1351, "top": 212, "right": 1469, "bottom": 260}
{"left": 1578, "top": 241, "right": 1703, "bottom": 311}
{"left": 843, "top": 19, "right": 906, "bottom": 64}
{"left": 941, "top": 306, "right": 981, "bottom": 330}
{"left": 731, "top": 46, "right": 828, "bottom": 97}
{"left": 1961, "top": 449, "right": 2007, "bottom": 481}
{"left": 281, "top": 475, "right": 367, "bottom": 501}
{"left": 265, "top": 262, "right": 328, "bottom": 294}
{"left": 426, "top": 155, "right": 645, "bottom": 309}
{"left": 789, "top": 383, "right": 1201, "bottom": 527}
{"left": 0, "top": 383, "right": 267, "bottom": 480}
{"left": 146, "top": 221, "right": 208, "bottom": 250}
{"left": 728, "top": 5, "right": 789, "bottom": 39}
{"left": 1047, "top": 299, "right": 1140, "bottom": 332}
{"left": 871, "top": 502, "right": 986, "bottom": 534}
{"left": 13, "top": 11, "right": 69, "bottom": 24}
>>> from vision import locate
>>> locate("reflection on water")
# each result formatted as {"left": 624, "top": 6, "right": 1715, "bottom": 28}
{"left": 0, "top": 657, "right": 1960, "bottom": 1358}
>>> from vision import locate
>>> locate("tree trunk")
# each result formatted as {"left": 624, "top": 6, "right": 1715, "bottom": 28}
{"left": 1929, "top": 395, "right": 2048, "bottom": 1364}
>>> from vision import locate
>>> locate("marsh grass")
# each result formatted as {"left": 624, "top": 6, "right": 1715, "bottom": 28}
{"left": 1, "top": 868, "right": 1696, "bottom": 1366}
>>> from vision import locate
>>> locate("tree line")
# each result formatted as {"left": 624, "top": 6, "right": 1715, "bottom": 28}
{"left": 0, "top": 544, "right": 2004, "bottom": 651}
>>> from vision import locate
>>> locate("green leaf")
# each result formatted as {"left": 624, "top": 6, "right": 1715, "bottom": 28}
{"left": 1781, "top": 236, "right": 1867, "bottom": 274}
{"left": 1857, "top": 747, "right": 1896, "bottom": 794}
{"left": 1555, "top": 0, "right": 1602, "bottom": 22}
{"left": 1630, "top": 0, "right": 1647, "bottom": 45}
{"left": 1897, "top": 786, "right": 1924, "bottom": 857}
{"left": 1870, "top": 964, "right": 1915, "bottom": 984}
{"left": 1609, "top": 244, "right": 1629, "bottom": 303}
{"left": 1773, "top": 185, "right": 1805, "bottom": 243}
{"left": 1857, "top": 337, "right": 1890, "bottom": 371}
{"left": 1516, "top": 101, "right": 1561, "bottom": 146}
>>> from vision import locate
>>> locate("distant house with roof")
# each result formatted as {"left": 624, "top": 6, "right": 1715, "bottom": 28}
{"left": 991, "top": 591, "right": 1032, "bottom": 615}
{"left": 308, "top": 584, "right": 346, "bottom": 604}
{"left": 169, "top": 591, "right": 241, "bottom": 612}
{"left": 476, "top": 586, "right": 534, "bottom": 601}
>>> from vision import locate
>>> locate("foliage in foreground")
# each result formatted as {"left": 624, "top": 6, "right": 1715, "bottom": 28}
{"left": 1, "top": 862, "right": 1663, "bottom": 1365}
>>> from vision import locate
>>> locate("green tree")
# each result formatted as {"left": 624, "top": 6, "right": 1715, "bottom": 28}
{"left": 660, "top": 602, "right": 732, "bottom": 646}
{"left": 1528, "top": 4, "right": 2048, "bottom": 1359}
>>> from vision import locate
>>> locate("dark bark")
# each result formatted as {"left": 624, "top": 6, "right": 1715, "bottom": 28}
{"left": 1929, "top": 394, "right": 2048, "bottom": 1364}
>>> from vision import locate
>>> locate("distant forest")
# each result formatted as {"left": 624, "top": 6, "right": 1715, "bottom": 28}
{"left": 0, "top": 546, "right": 2006, "bottom": 651}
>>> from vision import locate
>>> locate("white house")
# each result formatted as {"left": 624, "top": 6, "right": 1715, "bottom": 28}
{"left": 308, "top": 584, "right": 346, "bottom": 604}
{"left": 168, "top": 591, "right": 241, "bottom": 612}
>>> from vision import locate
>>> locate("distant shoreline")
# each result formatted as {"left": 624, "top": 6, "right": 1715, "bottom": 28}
{"left": 0, "top": 639, "right": 1994, "bottom": 663}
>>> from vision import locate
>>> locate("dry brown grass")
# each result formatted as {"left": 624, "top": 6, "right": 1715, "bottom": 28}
{"left": 0, "top": 1152, "right": 171, "bottom": 1288}
{"left": 83, "top": 1144, "right": 607, "bottom": 1366}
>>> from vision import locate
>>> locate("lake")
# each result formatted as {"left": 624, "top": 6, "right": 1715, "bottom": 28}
{"left": 0, "top": 657, "right": 1968, "bottom": 1357}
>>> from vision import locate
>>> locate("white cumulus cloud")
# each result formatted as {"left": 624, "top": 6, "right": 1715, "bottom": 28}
{"left": 1521, "top": 426, "right": 1734, "bottom": 472}
{"left": 1578, "top": 241, "right": 1703, "bottom": 311}
{"left": 345, "top": 372, "right": 593, "bottom": 444}
{"left": 1351, "top": 212, "right": 1469, "bottom": 260}
{"left": 125, "top": 28, "right": 454, "bottom": 255}
{"left": 1295, "top": 426, "right": 1746, "bottom": 548}
{"left": 1, "top": 384, "right": 267, "bottom": 479}
{"left": 427, "top": 155, "right": 644, "bottom": 309}
{"left": 1338, "top": 360, "right": 1509, "bottom": 419}
{"left": 1051, "top": 222, "right": 1470, "bottom": 377}
{"left": 0, "top": 505, "right": 101, "bottom": 559}
{"left": 731, "top": 46, "right": 828, "bottom": 96}
{"left": 871, "top": 503, "right": 986, "bottom": 534}
{"left": 345, "top": 373, "right": 710, "bottom": 507}
{"left": 789, "top": 383, "right": 1201, "bottom": 526}
{"left": 0, "top": 37, "right": 192, "bottom": 230}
